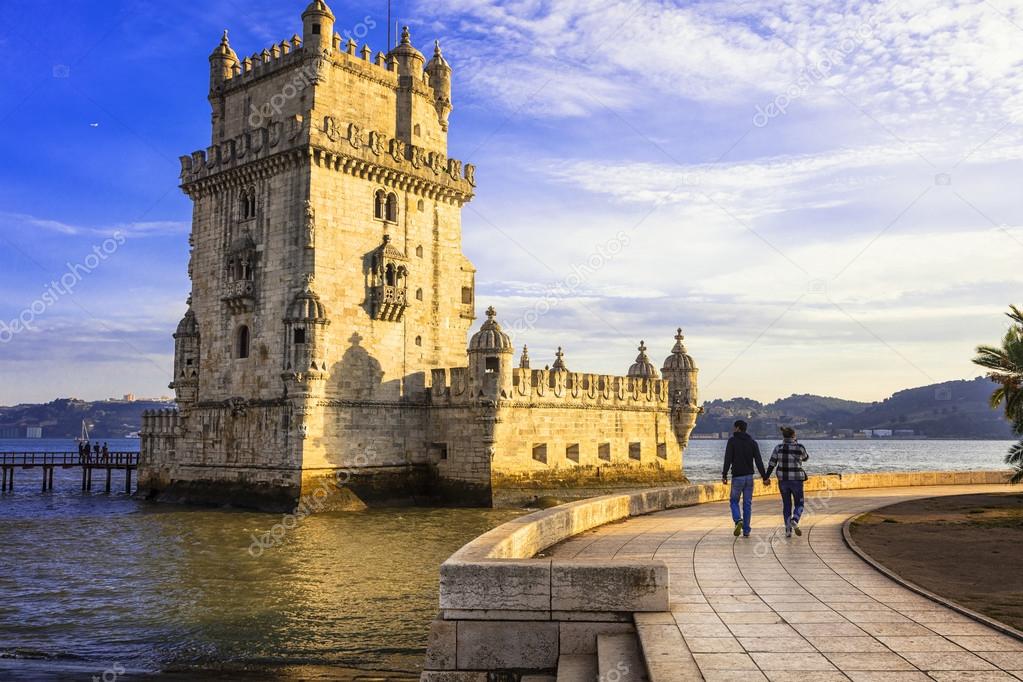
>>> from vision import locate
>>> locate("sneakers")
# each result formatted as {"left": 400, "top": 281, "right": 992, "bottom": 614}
{"left": 734, "top": 520, "right": 743, "bottom": 537}
{"left": 785, "top": 528, "right": 792, "bottom": 538}
{"left": 792, "top": 522, "right": 802, "bottom": 536}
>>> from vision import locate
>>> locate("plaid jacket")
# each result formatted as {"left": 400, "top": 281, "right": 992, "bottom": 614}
{"left": 765, "top": 439, "right": 809, "bottom": 481}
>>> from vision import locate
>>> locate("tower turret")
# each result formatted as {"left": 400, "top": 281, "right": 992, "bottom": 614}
{"left": 171, "top": 303, "right": 200, "bottom": 404}
{"left": 389, "top": 26, "right": 426, "bottom": 79}
{"left": 661, "top": 328, "right": 698, "bottom": 407}
{"left": 468, "top": 307, "right": 514, "bottom": 399}
{"left": 302, "top": 0, "right": 335, "bottom": 54}
{"left": 426, "top": 40, "right": 453, "bottom": 131}
{"left": 209, "top": 30, "right": 239, "bottom": 91}
{"left": 627, "top": 341, "right": 659, "bottom": 379}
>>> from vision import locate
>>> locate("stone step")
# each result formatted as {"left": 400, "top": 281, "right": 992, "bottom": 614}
{"left": 597, "top": 633, "right": 650, "bottom": 682}
{"left": 522, "top": 676, "right": 557, "bottom": 682}
{"left": 557, "top": 654, "right": 598, "bottom": 682}
{"left": 633, "top": 613, "right": 703, "bottom": 682}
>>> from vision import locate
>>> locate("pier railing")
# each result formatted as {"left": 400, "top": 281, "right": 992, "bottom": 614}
{"left": 0, "top": 452, "right": 140, "bottom": 493}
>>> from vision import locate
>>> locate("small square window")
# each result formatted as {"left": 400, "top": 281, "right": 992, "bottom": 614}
{"left": 294, "top": 328, "right": 306, "bottom": 344}
{"left": 657, "top": 443, "right": 668, "bottom": 460}
{"left": 461, "top": 287, "right": 473, "bottom": 305}
{"left": 431, "top": 442, "right": 448, "bottom": 461}
{"left": 598, "top": 443, "right": 611, "bottom": 462}
{"left": 532, "top": 443, "right": 547, "bottom": 465}
{"left": 312, "top": 23, "right": 321, "bottom": 34}
{"left": 566, "top": 444, "right": 580, "bottom": 463}
{"left": 485, "top": 357, "right": 500, "bottom": 373}
{"left": 629, "top": 442, "right": 642, "bottom": 461}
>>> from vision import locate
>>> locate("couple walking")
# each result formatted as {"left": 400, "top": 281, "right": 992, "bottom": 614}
{"left": 722, "top": 420, "right": 809, "bottom": 538}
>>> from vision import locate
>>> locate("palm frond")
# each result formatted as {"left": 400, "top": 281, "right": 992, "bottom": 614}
{"left": 1006, "top": 439, "right": 1023, "bottom": 485}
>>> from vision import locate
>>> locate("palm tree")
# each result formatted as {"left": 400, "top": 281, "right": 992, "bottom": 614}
{"left": 973, "top": 305, "right": 1023, "bottom": 483}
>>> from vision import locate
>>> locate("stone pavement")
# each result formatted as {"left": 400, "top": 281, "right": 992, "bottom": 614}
{"left": 549, "top": 484, "right": 1023, "bottom": 681}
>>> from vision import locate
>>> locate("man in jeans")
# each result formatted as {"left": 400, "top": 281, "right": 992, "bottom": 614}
{"left": 764, "top": 426, "right": 810, "bottom": 538}
{"left": 722, "top": 420, "right": 768, "bottom": 538}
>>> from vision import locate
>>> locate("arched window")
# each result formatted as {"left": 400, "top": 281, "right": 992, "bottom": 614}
{"left": 241, "top": 188, "right": 256, "bottom": 220}
{"left": 236, "top": 325, "right": 250, "bottom": 359}
{"left": 414, "top": 124, "right": 421, "bottom": 137}
{"left": 386, "top": 193, "right": 399, "bottom": 222}
{"left": 415, "top": 288, "right": 423, "bottom": 301}
{"left": 416, "top": 245, "right": 423, "bottom": 258}
{"left": 385, "top": 264, "right": 396, "bottom": 286}
{"left": 374, "top": 189, "right": 386, "bottom": 220}
{"left": 415, "top": 335, "right": 422, "bottom": 347}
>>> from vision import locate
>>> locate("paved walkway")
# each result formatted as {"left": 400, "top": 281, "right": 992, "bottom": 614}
{"left": 549, "top": 484, "right": 1023, "bottom": 681}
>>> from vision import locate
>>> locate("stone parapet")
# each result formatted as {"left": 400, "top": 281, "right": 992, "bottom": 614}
{"left": 425, "top": 469, "right": 1011, "bottom": 677}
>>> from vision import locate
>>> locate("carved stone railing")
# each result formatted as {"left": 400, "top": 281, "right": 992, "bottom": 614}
{"left": 222, "top": 279, "right": 255, "bottom": 313}
{"left": 372, "top": 285, "right": 407, "bottom": 321}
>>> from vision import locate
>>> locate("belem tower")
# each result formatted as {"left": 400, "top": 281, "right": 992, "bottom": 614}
{"left": 139, "top": 1, "right": 701, "bottom": 511}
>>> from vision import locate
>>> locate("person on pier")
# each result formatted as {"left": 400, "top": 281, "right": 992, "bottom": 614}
{"left": 101, "top": 442, "right": 109, "bottom": 462}
{"left": 722, "top": 420, "right": 768, "bottom": 538}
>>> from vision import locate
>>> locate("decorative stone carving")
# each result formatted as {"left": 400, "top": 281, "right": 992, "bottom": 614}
{"left": 369, "top": 130, "right": 386, "bottom": 156}
{"left": 347, "top": 123, "right": 364, "bottom": 149}
{"left": 324, "top": 116, "right": 341, "bottom": 142}
{"left": 390, "top": 138, "right": 406, "bottom": 164}
{"left": 303, "top": 200, "right": 315, "bottom": 249}
{"left": 465, "top": 163, "right": 476, "bottom": 187}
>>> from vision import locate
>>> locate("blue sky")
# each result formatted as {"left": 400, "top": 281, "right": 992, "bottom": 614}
{"left": 0, "top": 0, "right": 1021, "bottom": 405}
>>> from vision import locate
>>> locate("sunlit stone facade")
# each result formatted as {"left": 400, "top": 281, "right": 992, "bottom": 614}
{"left": 140, "top": 1, "right": 701, "bottom": 511}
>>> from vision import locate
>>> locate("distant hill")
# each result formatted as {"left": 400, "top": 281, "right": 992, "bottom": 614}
{"left": 695, "top": 377, "right": 1013, "bottom": 439}
{"left": 0, "top": 398, "right": 174, "bottom": 439}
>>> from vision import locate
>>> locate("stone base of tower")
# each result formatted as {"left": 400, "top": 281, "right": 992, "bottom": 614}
{"left": 490, "top": 465, "right": 688, "bottom": 508}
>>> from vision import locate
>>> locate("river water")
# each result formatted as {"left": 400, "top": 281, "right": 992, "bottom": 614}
{"left": 0, "top": 438, "right": 1012, "bottom": 680}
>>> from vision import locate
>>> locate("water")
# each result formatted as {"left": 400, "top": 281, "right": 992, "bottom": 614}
{"left": 0, "top": 438, "right": 1013, "bottom": 679}
{"left": 684, "top": 438, "right": 1013, "bottom": 482}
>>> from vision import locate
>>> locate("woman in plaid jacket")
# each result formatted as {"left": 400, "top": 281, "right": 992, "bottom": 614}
{"left": 764, "top": 426, "right": 809, "bottom": 538}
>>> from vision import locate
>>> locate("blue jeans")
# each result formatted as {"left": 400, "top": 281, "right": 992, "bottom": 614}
{"left": 729, "top": 475, "right": 754, "bottom": 536}
{"left": 779, "top": 479, "right": 805, "bottom": 529}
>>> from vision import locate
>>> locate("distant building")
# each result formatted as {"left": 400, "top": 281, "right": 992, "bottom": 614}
{"left": 0, "top": 426, "right": 20, "bottom": 438}
{"left": 872, "top": 429, "right": 894, "bottom": 438}
{"left": 123, "top": 393, "right": 136, "bottom": 402}
{"left": 25, "top": 427, "right": 43, "bottom": 439}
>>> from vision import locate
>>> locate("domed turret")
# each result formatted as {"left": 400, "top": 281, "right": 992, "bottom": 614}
{"left": 209, "top": 30, "right": 239, "bottom": 91}
{"left": 287, "top": 287, "right": 328, "bottom": 323}
{"left": 283, "top": 287, "right": 330, "bottom": 391}
{"left": 388, "top": 26, "right": 425, "bottom": 78}
{"left": 171, "top": 303, "right": 200, "bottom": 404}
{"left": 661, "top": 328, "right": 698, "bottom": 407}
{"left": 468, "top": 307, "right": 513, "bottom": 398}
{"left": 302, "top": 0, "right": 335, "bottom": 53}
{"left": 426, "top": 40, "right": 453, "bottom": 130}
{"left": 627, "top": 341, "right": 659, "bottom": 379}
{"left": 468, "top": 306, "right": 513, "bottom": 354}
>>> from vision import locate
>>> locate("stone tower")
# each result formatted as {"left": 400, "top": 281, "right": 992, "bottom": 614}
{"left": 140, "top": 1, "right": 478, "bottom": 510}
{"left": 141, "top": 1, "right": 701, "bottom": 512}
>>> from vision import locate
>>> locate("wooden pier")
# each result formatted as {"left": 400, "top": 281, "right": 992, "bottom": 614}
{"left": 0, "top": 452, "right": 139, "bottom": 494}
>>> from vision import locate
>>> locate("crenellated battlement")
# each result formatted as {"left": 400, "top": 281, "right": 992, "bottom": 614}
{"left": 423, "top": 366, "right": 671, "bottom": 411}
{"left": 141, "top": 408, "right": 181, "bottom": 436}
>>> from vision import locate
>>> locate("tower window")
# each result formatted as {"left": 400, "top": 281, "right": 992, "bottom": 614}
{"left": 461, "top": 287, "right": 473, "bottom": 305}
{"left": 417, "top": 199, "right": 425, "bottom": 212}
{"left": 415, "top": 335, "right": 422, "bottom": 347}
{"left": 566, "top": 444, "right": 580, "bottom": 463}
{"left": 374, "top": 189, "right": 386, "bottom": 220}
{"left": 532, "top": 443, "right": 547, "bottom": 465}
{"left": 241, "top": 189, "right": 256, "bottom": 220}
{"left": 415, "top": 288, "right": 423, "bottom": 301}
{"left": 294, "top": 328, "right": 306, "bottom": 344}
{"left": 657, "top": 443, "right": 668, "bottom": 460}
{"left": 236, "top": 325, "right": 250, "bottom": 359}
{"left": 416, "top": 245, "right": 423, "bottom": 258}
{"left": 598, "top": 443, "right": 611, "bottom": 462}
{"left": 414, "top": 124, "right": 421, "bottom": 137}
{"left": 312, "top": 23, "right": 321, "bottom": 34}
{"left": 386, "top": 193, "right": 399, "bottom": 222}
{"left": 485, "top": 357, "right": 500, "bottom": 373}
{"left": 629, "top": 442, "right": 642, "bottom": 461}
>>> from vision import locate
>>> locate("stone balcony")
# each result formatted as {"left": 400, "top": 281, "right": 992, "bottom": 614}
{"left": 222, "top": 279, "right": 255, "bottom": 313}
{"left": 372, "top": 285, "right": 408, "bottom": 322}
